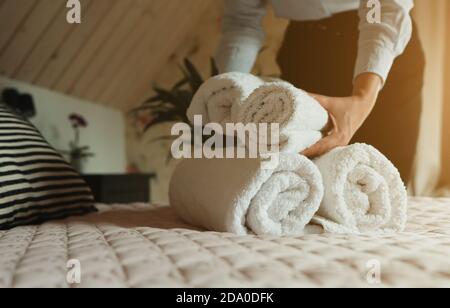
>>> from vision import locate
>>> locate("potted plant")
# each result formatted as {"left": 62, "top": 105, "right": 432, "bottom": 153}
{"left": 60, "top": 113, "right": 94, "bottom": 172}
{"left": 132, "top": 58, "right": 218, "bottom": 129}
{"left": 130, "top": 58, "right": 219, "bottom": 162}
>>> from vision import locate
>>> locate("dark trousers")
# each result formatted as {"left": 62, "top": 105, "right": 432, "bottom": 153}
{"left": 277, "top": 11, "right": 425, "bottom": 183}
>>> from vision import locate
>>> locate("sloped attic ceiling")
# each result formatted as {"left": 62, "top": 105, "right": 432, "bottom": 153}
{"left": 0, "top": 0, "right": 212, "bottom": 110}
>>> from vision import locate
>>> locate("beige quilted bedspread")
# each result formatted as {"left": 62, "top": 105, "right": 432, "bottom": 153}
{"left": 0, "top": 197, "right": 449, "bottom": 288}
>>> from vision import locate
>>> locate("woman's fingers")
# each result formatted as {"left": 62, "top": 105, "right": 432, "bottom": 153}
{"left": 301, "top": 105, "right": 341, "bottom": 158}
{"left": 301, "top": 94, "right": 351, "bottom": 157}
{"left": 301, "top": 133, "right": 340, "bottom": 158}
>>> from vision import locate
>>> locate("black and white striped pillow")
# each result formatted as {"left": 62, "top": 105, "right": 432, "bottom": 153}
{"left": 0, "top": 103, "right": 96, "bottom": 230}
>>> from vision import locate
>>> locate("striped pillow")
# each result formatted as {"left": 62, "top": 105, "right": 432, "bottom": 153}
{"left": 0, "top": 103, "right": 96, "bottom": 230}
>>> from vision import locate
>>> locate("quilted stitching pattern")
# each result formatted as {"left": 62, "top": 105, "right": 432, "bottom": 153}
{"left": 0, "top": 198, "right": 449, "bottom": 288}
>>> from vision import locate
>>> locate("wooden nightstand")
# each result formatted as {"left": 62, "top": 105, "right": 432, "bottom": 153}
{"left": 82, "top": 174, "right": 156, "bottom": 203}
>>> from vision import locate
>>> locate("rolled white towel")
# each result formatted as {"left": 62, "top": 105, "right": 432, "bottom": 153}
{"left": 312, "top": 143, "right": 408, "bottom": 234}
{"left": 235, "top": 82, "right": 329, "bottom": 153}
{"left": 169, "top": 154, "right": 324, "bottom": 236}
{"left": 187, "top": 72, "right": 264, "bottom": 126}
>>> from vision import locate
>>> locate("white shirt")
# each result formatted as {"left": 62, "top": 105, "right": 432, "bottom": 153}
{"left": 216, "top": 0, "right": 414, "bottom": 83}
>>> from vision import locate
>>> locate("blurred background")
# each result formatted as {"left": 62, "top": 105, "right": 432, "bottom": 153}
{"left": 0, "top": 0, "right": 448, "bottom": 203}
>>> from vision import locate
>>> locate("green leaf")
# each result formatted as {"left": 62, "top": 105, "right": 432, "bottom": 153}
{"left": 172, "top": 77, "right": 189, "bottom": 91}
{"left": 153, "top": 86, "right": 176, "bottom": 102}
{"left": 144, "top": 94, "right": 165, "bottom": 104}
{"left": 174, "top": 89, "right": 193, "bottom": 108}
{"left": 210, "top": 57, "right": 219, "bottom": 77}
{"left": 183, "top": 58, "right": 204, "bottom": 93}
{"left": 166, "top": 150, "right": 174, "bottom": 165}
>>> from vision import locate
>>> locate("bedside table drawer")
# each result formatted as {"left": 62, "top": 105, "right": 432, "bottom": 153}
{"left": 83, "top": 174, "right": 156, "bottom": 203}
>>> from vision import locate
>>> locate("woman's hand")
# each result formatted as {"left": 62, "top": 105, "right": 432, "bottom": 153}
{"left": 302, "top": 73, "right": 382, "bottom": 158}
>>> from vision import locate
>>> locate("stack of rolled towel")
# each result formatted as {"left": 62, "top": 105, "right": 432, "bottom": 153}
{"left": 170, "top": 73, "right": 408, "bottom": 236}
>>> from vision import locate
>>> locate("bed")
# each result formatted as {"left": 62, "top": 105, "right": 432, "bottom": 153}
{"left": 1, "top": 197, "right": 449, "bottom": 288}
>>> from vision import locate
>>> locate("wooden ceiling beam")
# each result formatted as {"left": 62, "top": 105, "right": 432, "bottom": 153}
{"left": 85, "top": 0, "right": 164, "bottom": 103}
{"left": 0, "top": 0, "right": 218, "bottom": 111}
{"left": 0, "top": 0, "right": 61, "bottom": 76}
{"left": 101, "top": 0, "right": 212, "bottom": 110}
{"left": 53, "top": 0, "right": 130, "bottom": 94}
{"left": 76, "top": 0, "right": 151, "bottom": 101}
{"left": 0, "top": 0, "right": 37, "bottom": 56}
{"left": 13, "top": 0, "right": 91, "bottom": 82}
{"left": 34, "top": 0, "right": 114, "bottom": 89}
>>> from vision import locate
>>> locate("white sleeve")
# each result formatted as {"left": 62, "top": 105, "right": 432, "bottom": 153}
{"left": 215, "top": 0, "right": 267, "bottom": 73}
{"left": 355, "top": 0, "right": 414, "bottom": 83}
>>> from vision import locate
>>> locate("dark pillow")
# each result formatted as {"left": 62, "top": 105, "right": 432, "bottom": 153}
{"left": 0, "top": 103, "right": 96, "bottom": 230}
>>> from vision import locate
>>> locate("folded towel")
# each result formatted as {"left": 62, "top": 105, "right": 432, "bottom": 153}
{"left": 187, "top": 72, "right": 264, "bottom": 126}
{"left": 235, "top": 82, "right": 329, "bottom": 153}
{"left": 169, "top": 154, "right": 324, "bottom": 236}
{"left": 312, "top": 143, "right": 408, "bottom": 234}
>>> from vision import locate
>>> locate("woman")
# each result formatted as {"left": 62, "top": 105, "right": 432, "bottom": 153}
{"left": 215, "top": 0, "right": 425, "bottom": 183}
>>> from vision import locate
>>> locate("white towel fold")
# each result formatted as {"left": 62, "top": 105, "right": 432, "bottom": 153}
{"left": 169, "top": 154, "right": 324, "bottom": 236}
{"left": 187, "top": 72, "right": 264, "bottom": 126}
{"left": 235, "top": 82, "right": 329, "bottom": 153}
{"left": 312, "top": 143, "right": 408, "bottom": 234}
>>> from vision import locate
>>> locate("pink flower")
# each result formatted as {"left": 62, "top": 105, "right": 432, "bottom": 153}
{"left": 69, "top": 113, "right": 88, "bottom": 128}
